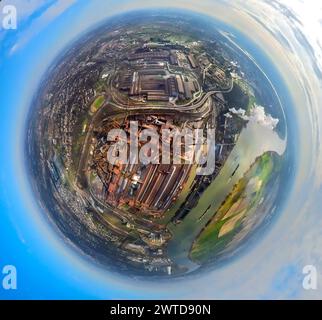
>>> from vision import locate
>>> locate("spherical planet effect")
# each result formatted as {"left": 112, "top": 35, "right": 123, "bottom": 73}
{"left": 25, "top": 10, "right": 292, "bottom": 278}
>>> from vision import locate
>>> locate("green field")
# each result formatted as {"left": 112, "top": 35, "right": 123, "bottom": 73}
{"left": 90, "top": 96, "right": 105, "bottom": 114}
{"left": 233, "top": 78, "right": 256, "bottom": 113}
{"left": 190, "top": 152, "right": 276, "bottom": 263}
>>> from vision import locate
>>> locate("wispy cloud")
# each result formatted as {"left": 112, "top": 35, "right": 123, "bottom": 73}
{"left": 1, "top": 0, "right": 76, "bottom": 56}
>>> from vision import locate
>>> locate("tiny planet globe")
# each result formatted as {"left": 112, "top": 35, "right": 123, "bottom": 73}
{"left": 26, "top": 11, "right": 288, "bottom": 277}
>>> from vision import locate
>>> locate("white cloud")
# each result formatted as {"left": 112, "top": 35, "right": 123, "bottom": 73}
{"left": 230, "top": 105, "right": 279, "bottom": 130}
{"left": 244, "top": 105, "right": 279, "bottom": 130}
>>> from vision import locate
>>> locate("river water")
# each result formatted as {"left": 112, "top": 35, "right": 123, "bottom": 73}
{"left": 167, "top": 118, "right": 286, "bottom": 273}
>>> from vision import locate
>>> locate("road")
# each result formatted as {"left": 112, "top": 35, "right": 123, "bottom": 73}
{"left": 109, "top": 79, "right": 233, "bottom": 113}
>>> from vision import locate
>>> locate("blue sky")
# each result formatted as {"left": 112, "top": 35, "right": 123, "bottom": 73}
{"left": 1, "top": 0, "right": 322, "bottom": 299}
